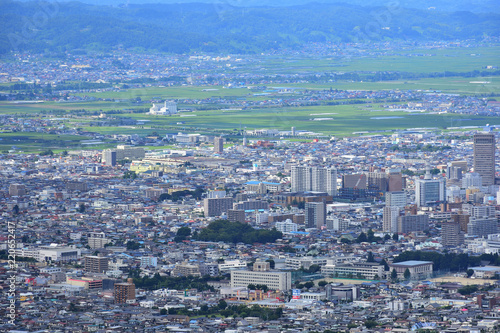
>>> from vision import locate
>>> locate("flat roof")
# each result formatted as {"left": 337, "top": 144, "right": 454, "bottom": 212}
{"left": 391, "top": 260, "right": 433, "bottom": 266}
{"left": 245, "top": 181, "right": 280, "bottom": 185}
{"left": 470, "top": 266, "right": 500, "bottom": 272}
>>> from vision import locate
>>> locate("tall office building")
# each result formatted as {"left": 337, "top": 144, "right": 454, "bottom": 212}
{"left": 214, "top": 137, "right": 224, "bottom": 154}
{"left": 305, "top": 201, "right": 326, "bottom": 229}
{"left": 415, "top": 168, "right": 446, "bottom": 207}
{"left": 292, "top": 166, "right": 337, "bottom": 195}
{"left": 103, "top": 149, "right": 116, "bottom": 166}
{"left": 473, "top": 132, "right": 495, "bottom": 186}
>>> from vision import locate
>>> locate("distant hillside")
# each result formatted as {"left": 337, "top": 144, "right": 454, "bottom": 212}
{"left": 1, "top": 0, "right": 499, "bottom": 55}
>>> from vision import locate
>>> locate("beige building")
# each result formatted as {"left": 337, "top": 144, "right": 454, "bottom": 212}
{"left": 389, "top": 260, "right": 433, "bottom": 280}
{"left": 333, "top": 262, "right": 384, "bottom": 280}
{"left": 230, "top": 261, "right": 291, "bottom": 291}
{"left": 172, "top": 261, "right": 201, "bottom": 277}
{"left": 88, "top": 232, "right": 109, "bottom": 249}
{"left": 67, "top": 276, "right": 103, "bottom": 290}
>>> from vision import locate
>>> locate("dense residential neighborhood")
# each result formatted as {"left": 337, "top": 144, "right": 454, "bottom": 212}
{"left": 2, "top": 125, "right": 500, "bottom": 332}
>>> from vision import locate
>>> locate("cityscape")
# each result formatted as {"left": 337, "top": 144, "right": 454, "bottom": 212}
{"left": 1, "top": 0, "right": 500, "bottom": 333}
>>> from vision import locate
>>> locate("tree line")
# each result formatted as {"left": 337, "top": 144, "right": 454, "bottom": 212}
{"left": 194, "top": 220, "right": 283, "bottom": 244}
{"left": 393, "top": 251, "right": 500, "bottom": 272}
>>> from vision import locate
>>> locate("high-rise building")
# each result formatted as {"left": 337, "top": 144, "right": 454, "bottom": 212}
{"left": 367, "top": 172, "right": 388, "bottom": 192}
{"left": 467, "top": 216, "right": 498, "bottom": 237}
{"left": 387, "top": 169, "right": 403, "bottom": 192}
{"left": 84, "top": 255, "right": 109, "bottom": 273}
{"left": 386, "top": 191, "right": 407, "bottom": 207}
{"left": 415, "top": 168, "right": 446, "bottom": 207}
{"left": 291, "top": 166, "right": 337, "bottom": 195}
{"left": 383, "top": 206, "right": 401, "bottom": 233}
{"left": 397, "top": 214, "right": 429, "bottom": 234}
{"left": 227, "top": 209, "right": 245, "bottom": 223}
{"left": 103, "top": 149, "right": 116, "bottom": 166}
{"left": 441, "top": 222, "right": 464, "bottom": 247}
{"left": 473, "top": 132, "right": 495, "bottom": 186}
{"left": 114, "top": 278, "right": 136, "bottom": 304}
{"left": 312, "top": 167, "right": 338, "bottom": 196}
{"left": 203, "top": 197, "right": 233, "bottom": 217}
{"left": 462, "top": 172, "right": 482, "bottom": 188}
{"left": 214, "top": 137, "right": 224, "bottom": 154}
{"left": 291, "top": 166, "right": 310, "bottom": 192}
{"left": 305, "top": 201, "right": 326, "bottom": 229}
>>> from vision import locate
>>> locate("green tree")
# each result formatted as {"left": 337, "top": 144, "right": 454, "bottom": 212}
{"left": 68, "top": 302, "right": 78, "bottom": 312}
{"left": 357, "top": 232, "right": 367, "bottom": 243}
{"left": 392, "top": 233, "right": 399, "bottom": 241}
{"left": 174, "top": 227, "right": 192, "bottom": 242}
{"left": 404, "top": 268, "right": 411, "bottom": 280}
{"left": 467, "top": 269, "right": 474, "bottom": 278}
{"left": 367, "top": 251, "right": 375, "bottom": 262}
{"left": 458, "top": 285, "right": 478, "bottom": 295}
{"left": 380, "top": 259, "right": 390, "bottom": 271}
{"left": 364, "top": 320, "right": 378, "bottom": 329}
{"left": 367, "top": 229, "right": 375, "bottom": 241}
{"left": 126, "top": 241, "right": 140, "bottom": 250}
{"left": 318, "top": 280, "right": 328, "bottom": 287}
{"left": 391, "top": 268, "right": 398, "bottom": 280}
{"left": 78, "top": 203, "right": 86, "bottom": 213}
{"left": 218, "top": 299, "right": 227, "bottom": 310}
{"left": 266, "top": 259, "right": 275, "bottom": 269}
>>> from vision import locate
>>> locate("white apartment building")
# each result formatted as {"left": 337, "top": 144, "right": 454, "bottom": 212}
{"left": 230, "top": 270, "right": 292, "bottom": 291}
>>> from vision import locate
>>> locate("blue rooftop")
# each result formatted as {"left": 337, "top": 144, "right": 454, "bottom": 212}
{"left": 245, "top": 181, "right": 281, "bottom": 185}
{"left": 392, "top": 260, "right": 433, "bottom": 266}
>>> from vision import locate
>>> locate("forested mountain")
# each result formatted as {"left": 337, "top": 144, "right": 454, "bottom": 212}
{"left": 1, "top": 0, "right": 499, "bottom": 55}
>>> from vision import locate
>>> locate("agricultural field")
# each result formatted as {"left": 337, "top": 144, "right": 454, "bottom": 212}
{"left": 255, "top": 46, "right": 500, "bottom": 74}
{"left": 0, "top": 45, "right": 499, "bottom": 151}
{"left": 0, "top": 132, "right": 96, "bottom": 153}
